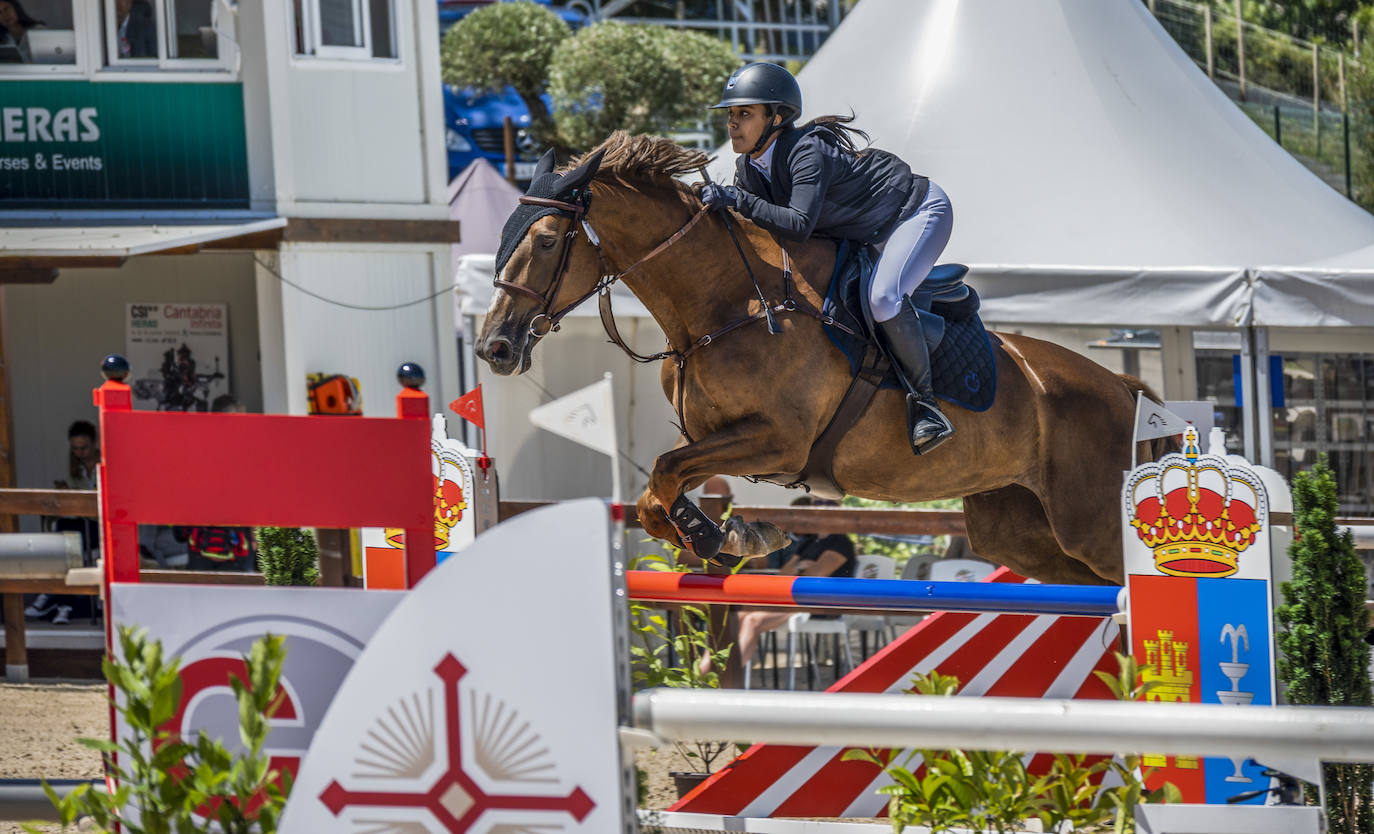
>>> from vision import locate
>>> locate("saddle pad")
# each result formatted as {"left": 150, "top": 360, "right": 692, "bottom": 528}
{"left": 821, "top": 241, "right": 997, "bottom": 413}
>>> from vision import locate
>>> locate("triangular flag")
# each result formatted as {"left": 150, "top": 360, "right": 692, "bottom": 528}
{"left": 1133, "top": 392, "right": 1189, "bottom": 442}
{"left": 529, "top": 377, "right": 617, "bottom": 458}
{"left": 449, "top": 385, "right": 484, "bottom": 430}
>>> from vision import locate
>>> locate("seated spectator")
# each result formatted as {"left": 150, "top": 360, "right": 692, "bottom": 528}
{"left": 180, "top": 393, "right": 254, "bottom": 572}
{"left": 27, "top": 420, "right": 100, "bottom": 625}
{"left": 0, "top": 0, "right": 42, "bottom": 64}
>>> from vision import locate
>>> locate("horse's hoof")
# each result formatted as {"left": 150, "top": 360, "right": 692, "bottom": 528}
{"left": 721, "top": 517, "right": 790, "bottom": 558}
{"left": 705, "top": 553, "right": 745, "bottom": 570}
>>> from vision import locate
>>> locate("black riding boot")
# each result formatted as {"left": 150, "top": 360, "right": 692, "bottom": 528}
{"left": 876, "top": 305, "right": 956, "bottom": 455}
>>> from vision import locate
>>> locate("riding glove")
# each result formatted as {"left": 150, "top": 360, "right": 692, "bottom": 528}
{"left": 700, "top": 183, "right": 739, "bottom": 212}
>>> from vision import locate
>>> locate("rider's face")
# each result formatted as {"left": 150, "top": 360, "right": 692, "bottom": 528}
{"left": 727, "top": 105, "right": 780, "bottom": 157}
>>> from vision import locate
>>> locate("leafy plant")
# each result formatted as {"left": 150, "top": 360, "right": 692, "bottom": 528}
{"left": 844, "top": 657, "right": 1179, "bottom": 833}
{"left": 1276, "top": 455, "right": 1374, "bottom": 833}
{"left": 256, "top": 526, "right": 320, "bottom": 586}
{"left": 628, "top": 548, "right": 737, "bottom": 774}
{"left": 548, "top": 22, "right": 739, "bottom": 150}
{"left": 28, "top": 626, "right": 292, "bottom": 833}
{"left": 439, "top": 1, "right": 571, "bottom": 145}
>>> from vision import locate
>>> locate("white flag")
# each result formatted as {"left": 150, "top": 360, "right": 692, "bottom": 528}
{"left": 1133, "top": 392, "right": 1190, "bottom": 442}
{"left": 529, "top": 375, "right": 618, "bottom": 458}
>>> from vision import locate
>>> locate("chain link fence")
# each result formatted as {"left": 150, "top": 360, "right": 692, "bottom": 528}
{"left": 1148, "top": 0, "right": 1373, "bottom": 207}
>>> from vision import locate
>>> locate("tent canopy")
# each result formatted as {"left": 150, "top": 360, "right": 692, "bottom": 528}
{"left": 708, "top": 0, "right": 1374, "bottom": 327}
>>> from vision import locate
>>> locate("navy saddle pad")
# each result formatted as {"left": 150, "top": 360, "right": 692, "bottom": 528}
{"left": 821, "top": 241, "right": 997, "bottom": 412}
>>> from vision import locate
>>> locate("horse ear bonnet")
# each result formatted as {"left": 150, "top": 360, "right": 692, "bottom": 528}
{"left": 494, "top": 149, "right": 607, "bottom": 277}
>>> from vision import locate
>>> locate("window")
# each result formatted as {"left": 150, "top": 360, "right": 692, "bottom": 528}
{"left": 1196, "top": 348, "right": 1374, "bottom": 515}
{"left": 0, "top": 0, "right": 79, "bottom": 70}
{"left": 294, "top": 0, "right": 395, "bottom": 60}
{"left": 103, "top": 0, "right": 229, "bottom": 68}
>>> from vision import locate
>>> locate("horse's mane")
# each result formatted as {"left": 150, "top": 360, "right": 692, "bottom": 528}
{"left": 567, "top": 131, "right": 708, "bottom": 195}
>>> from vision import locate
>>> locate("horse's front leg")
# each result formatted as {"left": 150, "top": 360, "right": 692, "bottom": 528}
{"left": 647, "top": 419, "right": 801, "bottom": 563}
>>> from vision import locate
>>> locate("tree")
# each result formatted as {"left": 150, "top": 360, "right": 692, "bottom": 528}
{"left": 548, "top": 22, "right": 740, "bottom": 150}
{"left": 1275, "top": 455, "right": 1374, "bottom": 834}
{"left": 439, "top": 1, "right": 571, "bottom": 146}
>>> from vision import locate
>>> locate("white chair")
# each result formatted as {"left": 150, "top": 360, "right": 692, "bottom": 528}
{"left": 847, "top": 554, "right": 897, "bottom": 658}
{"left": 784, "top": 611, "right": 854, "bottom": 690}
{"left": 929, "top": 558, "right": 997, "bottom": 583}
{"left": 886, "top": 555, "right": 996, "bottom": 635}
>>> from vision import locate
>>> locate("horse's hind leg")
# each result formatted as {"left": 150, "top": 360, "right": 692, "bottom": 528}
{"left": 964, "top": 485, "right": 1118, "bottom": 586}
{"left": 645, "top": 419, "right": 802, "bottom": 561}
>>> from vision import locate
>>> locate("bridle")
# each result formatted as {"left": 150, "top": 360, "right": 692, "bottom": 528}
{"left": 492, "top": 187, "right": 851, "bottom": 440}
{"left": 493, "top": 189, "right": 709, "bottom": 339}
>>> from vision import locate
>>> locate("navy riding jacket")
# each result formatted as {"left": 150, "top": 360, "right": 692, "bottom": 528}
{"left": 731, "top": 123, "right": 929, "bottom": 244}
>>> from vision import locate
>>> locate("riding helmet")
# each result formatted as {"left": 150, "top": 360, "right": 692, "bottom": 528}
{"left": 708, "top": 62, "right": 802, "bottom": 124}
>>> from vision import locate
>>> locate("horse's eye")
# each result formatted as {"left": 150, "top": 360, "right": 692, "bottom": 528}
{"left": 537, "top": 234, "right": 557, "bottom": 250}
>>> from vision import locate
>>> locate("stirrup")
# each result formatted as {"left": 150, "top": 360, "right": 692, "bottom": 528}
{"left": 668, "top": 495, "right": 726, "bottom": 561}
{"left": 905, "top": 393, "right": 955, "bottom": 456}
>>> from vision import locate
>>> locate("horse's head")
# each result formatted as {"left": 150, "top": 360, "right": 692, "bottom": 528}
{"left": 476, "top": 148, "right": 608, "bottom": 375}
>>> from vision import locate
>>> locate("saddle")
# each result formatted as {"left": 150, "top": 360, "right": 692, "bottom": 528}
{"left": 754, "top": 240, "right": 997, "bottom": 499}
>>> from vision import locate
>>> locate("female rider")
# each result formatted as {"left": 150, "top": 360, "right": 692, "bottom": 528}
{"left": 700, "top": 62, "right": 955, "bottom": 454}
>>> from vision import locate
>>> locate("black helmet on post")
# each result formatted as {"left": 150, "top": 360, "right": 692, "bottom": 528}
{"left": 708, "top": 62, "right": 802, "bottom": 124}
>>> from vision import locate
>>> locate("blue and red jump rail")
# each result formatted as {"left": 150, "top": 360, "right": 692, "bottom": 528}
{"left": 625, "top": 571, "right": 1123, "bottom": 618}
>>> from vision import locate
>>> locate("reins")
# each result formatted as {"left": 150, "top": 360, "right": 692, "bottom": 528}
{"left": 496, "top": 188, "right": 854, "bottom": 442}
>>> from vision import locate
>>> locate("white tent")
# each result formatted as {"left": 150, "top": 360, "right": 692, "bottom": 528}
{"left": 708, "top": 0, "right": 1374, "bottom": 327}
{"left": 1253, "top": 243, "right": 1374, "bottom": 327}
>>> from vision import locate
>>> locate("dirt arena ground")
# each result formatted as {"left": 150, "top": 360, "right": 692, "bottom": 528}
{"left": 0, "top": 681, "right": 693, "bottom": 832}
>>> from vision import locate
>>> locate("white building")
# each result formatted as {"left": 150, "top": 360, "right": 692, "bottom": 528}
{"left": 0, "top": 0, "right": 457, "bottom": 508}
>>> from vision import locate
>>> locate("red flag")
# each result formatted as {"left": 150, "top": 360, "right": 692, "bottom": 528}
{"left": 449, "top": 385, "right": 485, "bottom": 429}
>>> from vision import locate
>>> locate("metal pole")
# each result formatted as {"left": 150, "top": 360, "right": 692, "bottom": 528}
{"left": 1313, "top": 42, "right": 1321, "bottom": 134}
{"left": 1274, "top": 104, "right": 1281, "bottom": 145}
{"left": 502, "top": 116, "right": 516, "bottom": 185}
{"left": 1340, "top": 51, "right": 1348, "bottom": 112}
{"left": 1345, "top": 111, "right": 1354, "bottom": 198}
{"left": 1204, "top": 4, "right": 1214, "bottom": 78}
{"left": 1239, "top": 325, "right": 1258, "bottom": 463}
{"left": 0, "top": 779, "right": 108, "bottom": 822}
{"left": 1255, "top": 327, "right": 1274, "bottom": 468}
{"left": 635, "top": 689, "right": 1374, "bottom": 764}
{"left": 1235, "top": 0, "right": 1247, "bottom": 100}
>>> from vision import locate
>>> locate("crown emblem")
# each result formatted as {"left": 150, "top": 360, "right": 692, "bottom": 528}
{"left": 1125, "top": 427, "right": 1265, "bottom": 578}
{"left": 384, "top": 447, "right": 469, "bottom": 552}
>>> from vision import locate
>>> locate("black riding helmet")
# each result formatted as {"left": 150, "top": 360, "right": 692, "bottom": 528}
{"left": 708, "top": 62, "right": 802, "bottom": 153}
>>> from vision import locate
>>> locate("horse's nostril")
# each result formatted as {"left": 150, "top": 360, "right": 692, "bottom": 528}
{"left": 489, "top": 339, "right": 511, "bottom": 361}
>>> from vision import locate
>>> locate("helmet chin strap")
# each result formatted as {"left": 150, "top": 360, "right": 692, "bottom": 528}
{"left": 750, "top": 107, "right": 784, "bottom": 155}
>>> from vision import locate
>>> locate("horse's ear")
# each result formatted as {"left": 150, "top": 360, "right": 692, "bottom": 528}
{"left": 533, "top": 148, "right": 556, "bottom": 180}
{"left": 559, "top": 148, "right": 607, "bottom": 193}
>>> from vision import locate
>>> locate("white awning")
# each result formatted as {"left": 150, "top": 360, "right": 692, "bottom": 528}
{"left": 0, "top": 217, "right": 286, "bottom": 259}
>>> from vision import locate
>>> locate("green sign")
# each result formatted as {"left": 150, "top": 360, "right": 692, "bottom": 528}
{"left": 0, "top": 81, "right": 249, "bottom": 209}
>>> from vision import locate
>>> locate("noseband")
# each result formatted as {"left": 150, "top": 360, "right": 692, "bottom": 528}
{"left": 493, "top": 190, "right": 708, "bottom": 338}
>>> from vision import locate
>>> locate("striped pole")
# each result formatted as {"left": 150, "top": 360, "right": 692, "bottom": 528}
{"left": 625, "top": 571, "right": 1123, "bottom": 618}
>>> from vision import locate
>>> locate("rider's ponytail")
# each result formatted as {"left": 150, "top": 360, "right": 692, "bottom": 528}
{"left": 803, "top": 112, "right": 871, "bottom": 155}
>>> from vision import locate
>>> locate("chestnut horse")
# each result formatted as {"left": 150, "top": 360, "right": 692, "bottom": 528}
{"left": 477, "top": 133, "right": 1163, "bottom": 585}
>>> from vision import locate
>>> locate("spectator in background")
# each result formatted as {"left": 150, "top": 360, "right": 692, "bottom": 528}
{"left": 0, "top": 0, "right": 42, "bottom": 63}
{"left": 27, "top": 421, "right": 101, "bottom": 625}
{"left": 114, "top": 0, "right": 155, "bottom": 58}
{"left": 182, "top": 394, "right": 255, "bottom": 571}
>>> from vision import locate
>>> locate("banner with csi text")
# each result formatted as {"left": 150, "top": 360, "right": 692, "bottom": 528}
{"left": 125, "top": 302, "right": 231, "bottom": 412}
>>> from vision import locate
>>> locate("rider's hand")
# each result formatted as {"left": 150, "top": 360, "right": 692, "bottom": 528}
{"left": 700, "top": 183, "right": 739, "bottom": 213}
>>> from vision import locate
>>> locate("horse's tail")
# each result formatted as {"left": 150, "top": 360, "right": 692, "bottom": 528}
{"left": 1118, "top": 373, "right": 1182, "bottom": 462}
